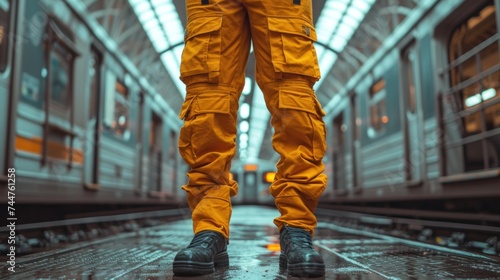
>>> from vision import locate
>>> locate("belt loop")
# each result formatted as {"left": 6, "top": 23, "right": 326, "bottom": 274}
{"left": 293, "top": 0, "right": 300, "bottom": 5}
{"left": 202, "top": 0, "right": 209, "bottom": 4}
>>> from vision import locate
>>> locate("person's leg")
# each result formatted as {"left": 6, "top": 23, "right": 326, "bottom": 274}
{"left": 245, "top": 0, "right": 327, "bottom": 277}
{"left": 178, "top": 0, "right": 251, "bottom": 240}
{"left": 174, "top": 0, "right": 251, "bottom": 275}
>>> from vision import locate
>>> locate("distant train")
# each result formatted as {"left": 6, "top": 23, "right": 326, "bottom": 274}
{"left": 0, "top": 0, "right": 187, "bottom": 204}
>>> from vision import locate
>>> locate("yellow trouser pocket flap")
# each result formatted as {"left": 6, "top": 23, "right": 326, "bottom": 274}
{"left": 268, "top": 17, "right": 317, "bottom": 41}
{"left": 180, "top": 15, "right": 223, "bottom": 82}
{"left": 185, "top": 15, "right": 223, "bottom": 42}
{"left": 313, "top": 97, "right": 326, "bottom": 117}
{"left": 193, "top": 93, "right": 230, "bottom": 115}
{"left": 279, "top": 90, "right": 317, "bottom": 115}
{"left": 267, "top": 17, "right": 320, "bottom": 79}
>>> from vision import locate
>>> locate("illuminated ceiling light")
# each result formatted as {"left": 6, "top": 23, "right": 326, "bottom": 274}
{"left": 353, "top": 0, "right": 375, "bottom": 12}
{"left": 134, "top": 1, "right": 151, "bottom": 13}
{"left": 129, "top": 0, "right": 185, "bottom": 95}
{"left": 240, "top": 103, "right": 250, "bottom": 119}
{"left": 151, "top": 0, "right": 167, "bottom": 5}
{"left": 346, "top": 6, "right": 364, "bottom": 21}
{"left": 342, "top": 16, "right": 359, "bottom": 28}
{"left": 243, "top": 77, "right": 253, "bottom": 95}
{"left": 155, "top": 5, "right": 171, "bottom": 14}
{"left": 139, "top": 10, "right": 155, "bottom": 22}
{"left": 152, "top": 38, "right": 168, "bottom": 50}
{"left": 330, "top": 36, "right": 348, "bottom": 52}
{"left": 143, "top": 19, "right": 159, "bottom": 29}
{"left": 239, "top": 141, "right": 248, "bottom": 149}
{"left": 336, "top": 23, "right": 355, "bottom": 39}
{"left": 240, "top": 133, "right": 248, "bottom": 142}
{"left": 465, "top": 88, "right": 497, "bottom": 107}
{"left": 240, "top": 121, "right": 249, "bottom": 133}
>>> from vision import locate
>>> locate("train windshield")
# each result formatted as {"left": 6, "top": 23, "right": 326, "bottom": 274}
{"left": 448, "top": 1, "right": 500, "bottom": 172}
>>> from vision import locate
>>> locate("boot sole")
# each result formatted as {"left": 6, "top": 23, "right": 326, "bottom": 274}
{"left": 173, "top": 251, "right": 229, "bottom": 276}
{"left": 279, "top": 254, "right": 325, "bottom": 278}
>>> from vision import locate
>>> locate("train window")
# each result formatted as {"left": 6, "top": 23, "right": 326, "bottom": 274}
{"left": 49, "top": 43, "right": 71, "bottom": 107}
{"left": 112, "top": 81, "right": 130, "bottom": 140}
{"left": 445, "top": 1, "right": 500, "bottom": 173}
{"left": 0, "top": 0, "right": 10, "bottom": 72}
{"left": 368, "top": 79, "right": 388, "bottom": 134}
{"left": 45, "top": 19, "right": 78, "bottom": 111}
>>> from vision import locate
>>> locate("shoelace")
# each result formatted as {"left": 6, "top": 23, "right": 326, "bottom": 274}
{"left": 188, "top": 231, "right": 219, "bottom": 248}
{"left": 284, "top": 227, "right": 313, "bottom": 249}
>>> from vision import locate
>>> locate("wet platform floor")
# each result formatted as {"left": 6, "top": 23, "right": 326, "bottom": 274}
{"left": 2, "top": 206, "right": 500, "bottom": 279}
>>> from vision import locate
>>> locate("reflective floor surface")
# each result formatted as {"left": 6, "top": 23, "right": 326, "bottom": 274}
{"left": 1, "top": 206, "right": 500, "bottom": 279}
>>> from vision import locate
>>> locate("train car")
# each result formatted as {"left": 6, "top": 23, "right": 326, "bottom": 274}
{"left": 320, "top": 0, "right": 500, "bottom": 204}
{"left": 230, "top": 159, "right": 276, "bottom": 205}
{"left": 0, "top": 0, "right": 12, "bottom": 182}
{"left": 0, "top": 0, "right": 186, "bottom": 205}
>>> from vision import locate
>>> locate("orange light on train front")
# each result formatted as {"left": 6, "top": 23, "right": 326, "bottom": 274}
{"left": 266, "top": 243, "right": 281, "bottom": 252}
{"left": 263, "top": 171, "right": 276, "bottom": 183}
{"left": 244, "top": 164, "right": 258, "bottom": 171}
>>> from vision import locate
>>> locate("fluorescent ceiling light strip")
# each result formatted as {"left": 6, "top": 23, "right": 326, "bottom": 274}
{"left": 313, "top": 0, "right": 374, "bottom": 90}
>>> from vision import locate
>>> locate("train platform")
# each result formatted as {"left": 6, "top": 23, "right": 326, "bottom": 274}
{"left": 2, "top": 206, "right": 500, "bottom": 279}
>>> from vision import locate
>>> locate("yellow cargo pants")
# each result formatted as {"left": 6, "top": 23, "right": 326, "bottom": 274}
{"left": 178, "top": 0, "right": 327, "bottom": 239}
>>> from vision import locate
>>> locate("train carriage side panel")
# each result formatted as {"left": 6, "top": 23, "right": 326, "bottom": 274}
{"left": 13, "top": 0, "right": 88, "bottom": 186}
{"left": 417, "top": 34, "right": 441, "bottom": 180}
{"left": 140, "top": 93, "right": 151, "bottom": 192}
{"left": 360, "top": 51, "right": 405, "bottom": 189}
{"left": 0, "top": 0, "right": 13, "bottom": 179}
{"left": 98, "top": 59, "right": 138, "bottom": 190}
{"left": 162, "top": 113, "right": 181, "bottom": 197}
{"left": 419, "top": 34, "right": 437, "bottom": 121}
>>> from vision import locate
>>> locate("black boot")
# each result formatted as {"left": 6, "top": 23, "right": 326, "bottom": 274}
{"left": 173, "top": 230, "right": 229, "bottom": 276}
{"left": 279, "top": 225, "right": 325, "bottom": 277}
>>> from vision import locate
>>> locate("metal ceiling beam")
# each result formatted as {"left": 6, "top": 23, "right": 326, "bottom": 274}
{"left": 103, "top": 0, "right": 117, "bottom": 30}
{"left": 82, "top": 0, "right": 98, "bottom": 9}
{"left": 116, "top": 23, "right": 143, "bottom": 45}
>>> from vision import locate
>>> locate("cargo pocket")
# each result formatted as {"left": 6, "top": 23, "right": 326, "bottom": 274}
{"left": 279, "top": 90, "right": 326, "bottom": 160}
{"left": 268, "top": 17, "right": 321, "bottom": 80}
{"left": 178, "top": 92, "right": 233, "bottom": 165}
{"left": 178, "top": 97, "right": 196, "bottom": 164}
{"left": 180, "top": 15, "right": 223, "bottom": 83}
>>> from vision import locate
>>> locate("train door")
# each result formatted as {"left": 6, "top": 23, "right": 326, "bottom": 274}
{"left": 136, "top": 92, "right": 145, "bottom": 192}
{"left": 401, "top": 44, "right": 424, "bottom": 185}
{"left": 332, "top": 114, "right": 347, "bottom": 193}
{"left": 0, "top": 0, "right": 12, "bottom": 178}
{"left": 149, "top": 112, "right": 163, "bottom": 191}
{"left": 243, "top": 164, "right": 258, "bottom": 203}
{"left": 168, "top": 130, "right": 178, "bottom": 195}
{"left": 84, "top": 48, "right": 102, "bottom": 189}
{"left": 350, "top": 94, "right": 361, "bottom": 191}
